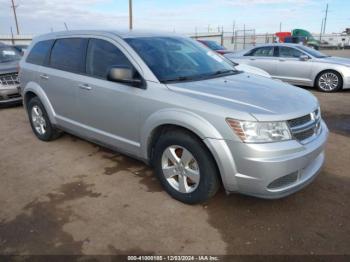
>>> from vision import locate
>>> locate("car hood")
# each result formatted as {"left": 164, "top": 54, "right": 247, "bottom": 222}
{"left": 167, "top": 73, "right": 319, "bottom": 121}
{"left": 0, "top": 60, "right": 19, "bottom": 74}
{"left": 315, "top": 56, "right": 350, "bottom": 66}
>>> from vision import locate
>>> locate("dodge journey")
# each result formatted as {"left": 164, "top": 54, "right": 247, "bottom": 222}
{"left": 19, "top": 31, "right": 328, "bottom": 204}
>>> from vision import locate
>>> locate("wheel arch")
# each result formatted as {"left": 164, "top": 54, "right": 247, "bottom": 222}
{"left": 140, "top": 109, "right": 224, "bottom": 162}
{"left": 23, "top": 82, "right": 57, "bottom": 125}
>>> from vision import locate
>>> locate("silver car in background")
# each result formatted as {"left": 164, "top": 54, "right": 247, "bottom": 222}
{"left": 225, "top": 43, "right": 350, "bottom": 92}
{"left": 20, "top": 31, "right": 328, "bottom": 204}
{"left": 0, "top": 43, "right": 22, "bottom": 106}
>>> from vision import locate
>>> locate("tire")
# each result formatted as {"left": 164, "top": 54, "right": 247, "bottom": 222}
{"left": 153, "top": 129, "right": 220, "bottom": 204}
{"left": 27, "top": 97, "right": 61, "bottom": 141}
{"left": 315, "top": 70, "right": 343, "bottom": 92}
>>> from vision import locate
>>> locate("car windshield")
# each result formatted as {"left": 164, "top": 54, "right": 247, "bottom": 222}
{"left": 297, "top": 45, "right": 329, "bottom": 58}
{"left": 0, "top": 46, "right": 22, "bottom": 63}
{"left": 203, "top": 40, "right": 226, "bottom": 51}
{"left": 125, "top": 36, "right": 236, "bottom": 83}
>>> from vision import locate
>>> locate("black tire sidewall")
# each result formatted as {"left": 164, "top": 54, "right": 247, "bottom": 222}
{"left": 154, "top": 131, "right": 219, "bottom": 204}
{"left": 316, "top": 71, "right": 343, "bottom": 92}
{"left": 27, "top": 97, "right": 56, "bottom": 141}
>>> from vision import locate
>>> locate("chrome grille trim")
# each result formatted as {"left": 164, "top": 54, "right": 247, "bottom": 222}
{"left": 287, "top": 109, "right": 321, "bottom": 144}
{"left": 0, "top": 73, "right": 19, "bottom": 87}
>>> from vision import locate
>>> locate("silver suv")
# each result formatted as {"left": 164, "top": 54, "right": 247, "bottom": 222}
{"left": 19, "top": 31, "right": 328, "bottom": 204}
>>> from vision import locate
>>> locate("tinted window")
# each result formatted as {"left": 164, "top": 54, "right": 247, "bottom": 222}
{"left": 26, "top": 40, "right": 53, "bottom": 65}
{"left": 0, "top": 46, "right": 21, "bottom": 63}
{"left": 279, "top": 46, "right": 304, "bottom": 58}
{"left": 86, "top": 39, "right": 132, "bottom": 79}
{"left": 125, "top": 37, "right": 236, "bottom": 83}
{"left": 250, "top": 47, "right": 274, "bottom": 57}
{"left": 50, "top": 38, "right": 88, "bottom": 73}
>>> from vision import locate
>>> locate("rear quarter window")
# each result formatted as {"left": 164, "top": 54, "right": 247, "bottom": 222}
{"left": 26, "top": 40, "right": 54, "bottom": 65}
{"left": 49, "top": 38, "right": 88, "bottom": 73}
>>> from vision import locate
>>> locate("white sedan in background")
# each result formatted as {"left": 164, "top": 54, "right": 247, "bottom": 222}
{"left": 225, "top": 43, "right": 350, "bottom": 92}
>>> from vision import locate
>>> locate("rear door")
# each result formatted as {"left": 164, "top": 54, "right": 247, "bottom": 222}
{"left": 41, "top": 37, "right": 88, "bottom": 124}
{"left": 242, "top": 46, "right": 279, "bottom": 77}
{"left": 274, "top": 46, "right": 313, "bottom": 85}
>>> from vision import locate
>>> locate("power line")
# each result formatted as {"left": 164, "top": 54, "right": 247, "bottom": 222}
{"left": 11, "top": 0, "right": 20, "bottom": 35}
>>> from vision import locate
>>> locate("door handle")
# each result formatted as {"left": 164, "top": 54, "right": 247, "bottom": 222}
{"left": 249, "top": 58, "right": 256, "bottom": 61}
{"left": 40, "top": 74, "right": 49, "bottom": 80}
{"left": 79, "top": 84, "right": 92, "bottom": 91}
{"left": 279, "top": 59, "right": 285, "bottom": 62}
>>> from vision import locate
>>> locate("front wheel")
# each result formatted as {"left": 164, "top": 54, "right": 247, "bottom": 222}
{"left": 153, "top": 130, "right": 220, "bottom": 204}
{"left": 316, "top": 71, "right": 343, "bottom": 92}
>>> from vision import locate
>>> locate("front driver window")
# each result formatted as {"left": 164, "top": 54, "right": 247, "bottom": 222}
{"left": 86, "top": 38, "right": 133, "bottom": 79}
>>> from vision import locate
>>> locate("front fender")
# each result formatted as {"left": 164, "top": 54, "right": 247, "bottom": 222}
{"left": 23, "top": 82, "right": 57, "bottom": 125}
{"left": 140, "top": 108, "right": 224, "bottom": 160}
{"left": 140, "top": 108, "right": 239, "bottom": 192}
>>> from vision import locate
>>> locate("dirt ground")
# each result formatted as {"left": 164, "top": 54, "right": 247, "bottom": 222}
{"left": 0, "top": 66, "right": 350, "bottom": 256}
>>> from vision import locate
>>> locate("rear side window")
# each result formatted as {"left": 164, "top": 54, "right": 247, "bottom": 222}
{"left": 86, "top": 38, "right": 132, "bottom": 79}
{"left": 246, "top": 47, "right": 274, "bottom": 57}
{"left": 26, "top": 40, "right": 54, "bottom": 65}
{"left": 49, "top": 38, "right": 88, "bottom": 73}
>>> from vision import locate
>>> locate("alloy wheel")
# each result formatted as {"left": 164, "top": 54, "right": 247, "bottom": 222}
{"left": 161, "top": 145, "right": 200, "bottom": 193}
{"left": 318, "top": 72, "right": 339, "bottom": 91}
{"left": 31, "top": 105, "right": 47, "bottom": 135}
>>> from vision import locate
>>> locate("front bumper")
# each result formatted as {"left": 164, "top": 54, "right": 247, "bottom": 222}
{"left": 0, "top": 85, "right": 22, "bottom": 106}
{"left": 205, "top": 120, "right": 329, "bottom": 199}
{"left": 343, "top": 76, "right": 350, "bottom": 89}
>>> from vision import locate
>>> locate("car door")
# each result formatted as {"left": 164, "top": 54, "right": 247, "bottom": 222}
{"left": 77, "top": 38, "right": 142, "bottom": 155}
{"left": 242, "top": 46, "right": 279, "bottom": 77}
{"left": 41, "top": 37, "right": 88, "bottom": 124}
{"left": 274, "top": 46, "right": 313, "bottom": 85}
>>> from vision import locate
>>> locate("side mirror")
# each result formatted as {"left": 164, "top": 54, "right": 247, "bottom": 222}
{"left": 108, "top": 67, "right": 143, "bottom": 87}
{"left": 299, "top": 55, "right": 309, "bottom": 61}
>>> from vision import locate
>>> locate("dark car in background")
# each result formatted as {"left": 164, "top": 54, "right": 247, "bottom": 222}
{"left": 0, "top": 43, "right": 22, "bottom": 106}
{"left": 197, "top": 39, "right": 233, "bottom": 55}
{"left": 12, "top": 44, "right": 29, "bottom": 55}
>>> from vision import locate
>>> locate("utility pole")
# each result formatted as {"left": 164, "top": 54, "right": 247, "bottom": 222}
{"left": 10, "top": 27, "right": 14, "bottom": 45}
{"left": 129, "top": 0, "right": 133, "bottom": 30}
{"left": 243, "top": 24, "right": 246, "bottom": 49}
{"left": 11, "top": 0, "right": 20, "bottom": 35}
{"left": 320, "top": 18, "right": 324, "bottom": 41}
{"left": 64, "top": 22, "right": 69, "bottom": 31}
{"left": 279, "top": 22, "right": 282, "bottom": 32}
{"left": 231, "top": 20, "right": 235, "bottom": 45}
{"left": 323, "top": 3, "right": 328, "bottom": 35}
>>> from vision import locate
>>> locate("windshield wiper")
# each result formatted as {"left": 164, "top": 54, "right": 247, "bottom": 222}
{"left": 161, "top": 75, "right": 203, "bottom": 83}
{"left": 207, "top": 69, "right": 236, "bottom": 76}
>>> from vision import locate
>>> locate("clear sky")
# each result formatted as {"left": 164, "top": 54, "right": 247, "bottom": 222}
{"left": 0, "top": 0, "right": 349, "bottom": 35}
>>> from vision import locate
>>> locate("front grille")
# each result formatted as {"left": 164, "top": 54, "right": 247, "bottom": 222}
{"left": 268, "top": 172, "right": 298, "bottom": 189}
{"left": 288, "top": 114, "right": 311, "bottom": 128}
{"left": 287, "top": 109, "right": 321, "bottom": 144}
{"left": 0, "top": 73, "right": 19, "bottom": 87}
{"left": 7, "top": 93, "right": 21, "bottom": 99}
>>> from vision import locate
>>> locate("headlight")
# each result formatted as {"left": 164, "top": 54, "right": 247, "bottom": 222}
{"left": 226, "top": 118, "right": 292, "bottom": 143}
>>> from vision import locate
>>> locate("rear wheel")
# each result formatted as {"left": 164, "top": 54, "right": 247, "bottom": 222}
{"left": 316, "top": 71, "right": 342, "bottom": 92}
{"left": 27, "top": 97, "right": 61, "bottom": 141}
{"left": 153, "top": 129, "right": 220, "bottom": 204}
